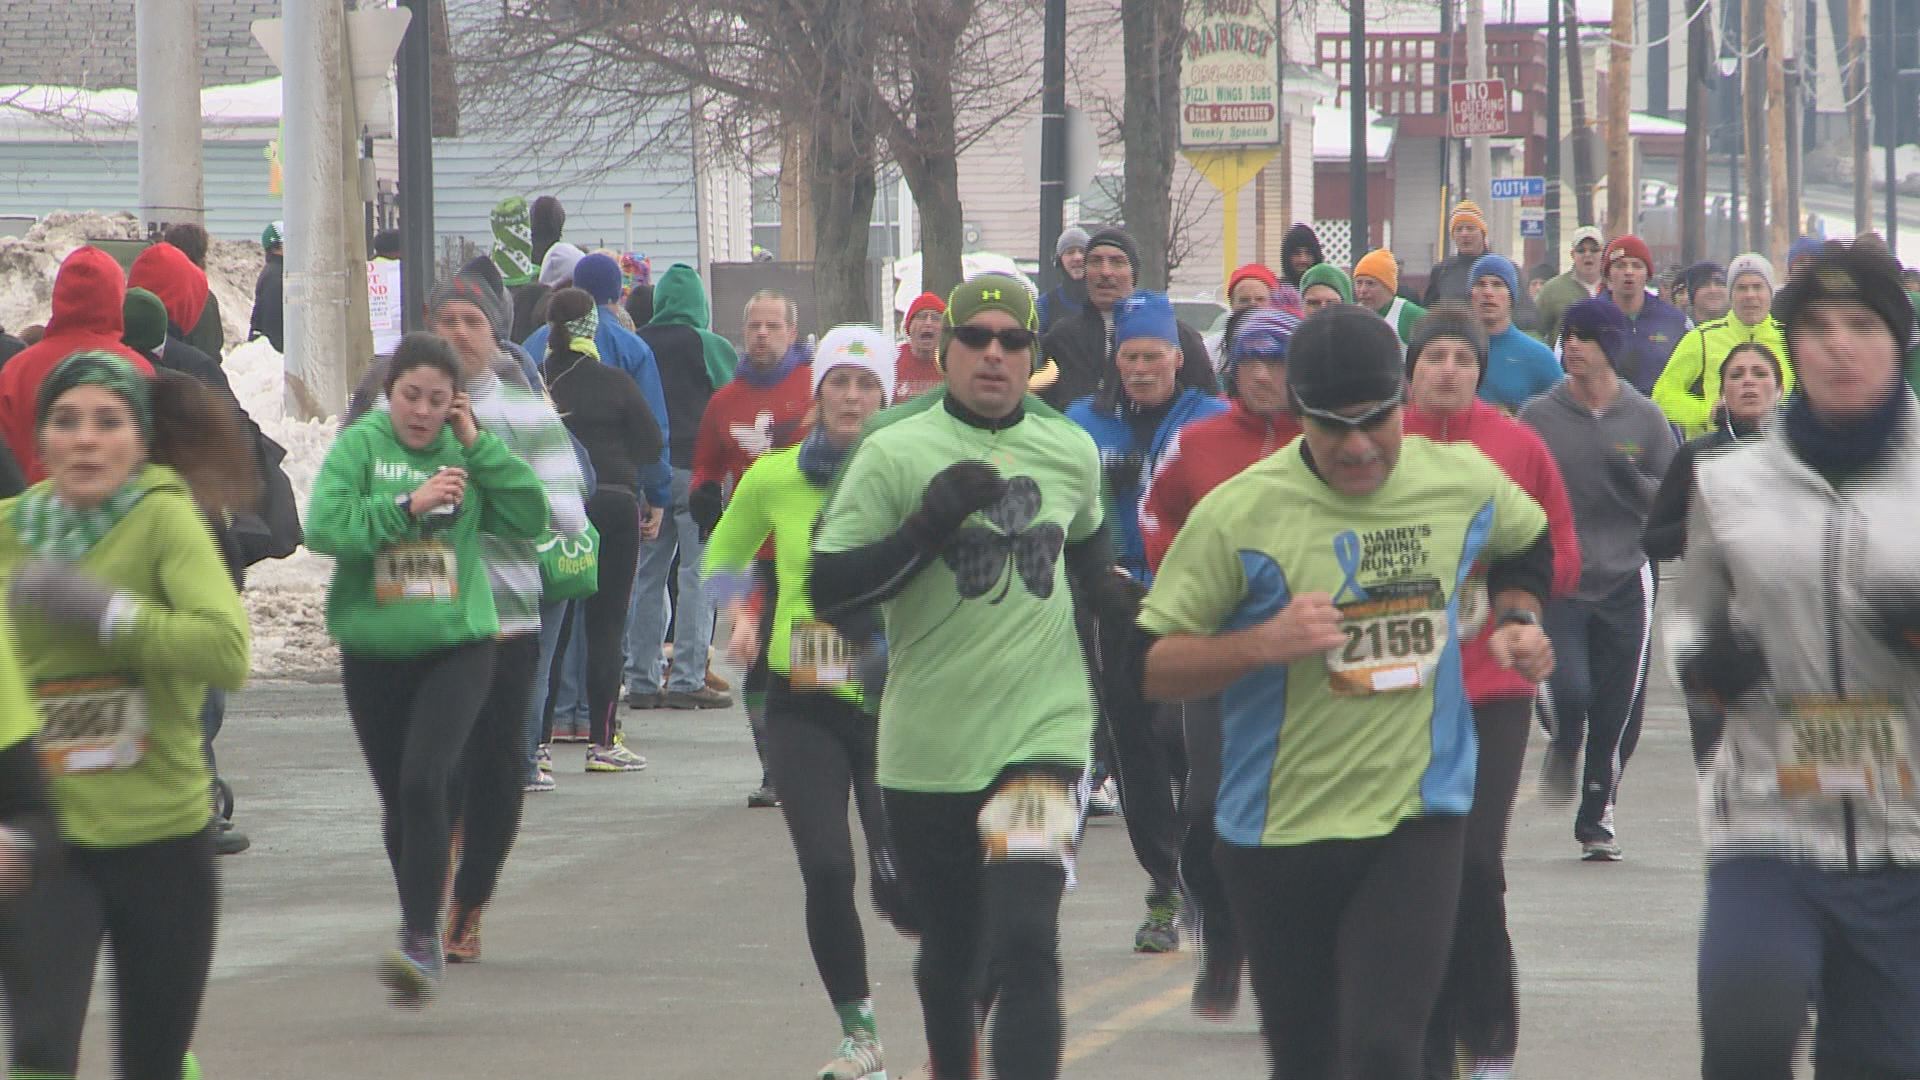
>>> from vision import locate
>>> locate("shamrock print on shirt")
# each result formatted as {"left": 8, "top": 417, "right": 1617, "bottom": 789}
{"left": 942, "top": 475, "right": 1066, "bottom": 603}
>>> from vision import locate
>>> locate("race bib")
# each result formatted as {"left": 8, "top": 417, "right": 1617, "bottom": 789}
{"left": 34, "top": 674, "right": 149, "bottom": 775}
{"left": 979, "top": 775, "right": 1077, "bottom": 864}
{"left": 789, "top": 620, "right": 853, "bottom": 690}
{"left": 1327, "top": 580, "right": 1450, "bottom": 697}
{"left": 1776, "top": 695, "right": 1916, "bottom": 803}
{"left": 374, "top": 540, "right": 458, "bottom": 603}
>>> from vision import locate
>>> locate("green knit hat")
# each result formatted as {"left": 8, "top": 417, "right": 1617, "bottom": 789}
{"left": 489, "top": 196, "right": 536, "bottom": 288}
{"left": 1299, "top": 262, "right": 1354, "bottom": 305}
{"left": 37, "top": 349, "right": 153, "bottom": 443}
{"left": 121, "top": 287, "right": 169, "bottom": 353}
{"left": 945, "top": 273, "right": 1037, "bottom": 331}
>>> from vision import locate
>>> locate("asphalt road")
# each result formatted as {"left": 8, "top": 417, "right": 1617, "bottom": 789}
{"left": 25, "top": 634, "right": 1716, "bottom": 1079}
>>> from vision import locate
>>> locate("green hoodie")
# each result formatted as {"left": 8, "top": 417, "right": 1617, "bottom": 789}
{"left": 0, "top": 464, "right": 250, "bottom": 849}
{"left": 1299, "top": 262, "right": 1354, "bottom": 305}
{"left": 307, "top": 411, "right": 549, "bottom": 660}
{"left": 649, "top": 264, "right": 739, "bottom": 386}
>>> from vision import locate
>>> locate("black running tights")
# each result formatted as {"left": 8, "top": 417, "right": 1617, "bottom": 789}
{"left": 453, "top": 632, "right": 540, "bottom": 911}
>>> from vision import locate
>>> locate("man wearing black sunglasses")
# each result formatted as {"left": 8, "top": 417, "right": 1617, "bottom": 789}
{"left": 1038, "top": 227, "right": 1217, "bottom": 410}
{"left": 1139, "top": 304, "right": 1556, "bottom": 1080}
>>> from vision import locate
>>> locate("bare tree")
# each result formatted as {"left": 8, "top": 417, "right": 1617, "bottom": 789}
{"left": 1119, "top": 0, "right": 1185, "bottom": 290}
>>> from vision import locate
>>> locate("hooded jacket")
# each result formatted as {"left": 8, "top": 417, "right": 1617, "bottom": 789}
{"left": 128, "top": 243, "right": 210, "bottom": 339}
{"left": 1139, "top": 400, "right": 1301, "bottom": 573}
{"left": 523, "top": 309, "right": 671, "bottom": 506}
{"left": 0, "top": 247, "right": 154, "bottom": 481}
{"left": 1279, "top": 224, "right": 1325, "bottom": 288}
{"left": 1676, "top": 390, "right": 1920, "bottom": 869}
{"left": 1066, "top": 387, "right": 1227, "bottom": 581}
{"left": 1037, "top": 275, "right": 1089, "bottom": 336}
{"left": 1651, "top": 313, "right": 1792, "bottom": 439}
{"left": 639, "top": 265, "right": 740, "bottom": 468}
{"left": 1405, "top": 399, "right": 1582, "bottom": 704}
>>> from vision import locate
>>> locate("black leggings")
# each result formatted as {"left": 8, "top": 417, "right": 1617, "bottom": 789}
{"left": 1220, "top": 816, "right": 1467, "bottom": 1080}
{"left": 763, "top": 674, "right": 906, "bottom": 1005}
{"left": 453, "top": 632, "right": 540, "bottom": 910}
{"left": 885, "top": 765, "right": 1077, "bottom": 1080}
{"left": 1084, "top": 602, "right": 1185, "bottom": 902}
{"left": 1426, "top": 697, "right": 1532, "bottom": 1076}
{"left": 584, "top": 487, "right": 642, "bottom": 745}
{"left": 1179, "top": 698, "right": 1235, "bottom": 955}
{"left": 344, "top": 640, "right": 497, "bottom": 937}
{"left": 0, "top": 828, "right": 217, "bottom": 1080}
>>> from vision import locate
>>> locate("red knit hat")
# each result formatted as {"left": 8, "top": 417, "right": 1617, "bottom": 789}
{"left": 904, "top": 291, "right": 946, "bottom": 326}
{"left": 1604, "top": 234, "right": 1654, "bottom": 272}
{"left": 1228, "top": 263, "right": 1279, "bottom": 296}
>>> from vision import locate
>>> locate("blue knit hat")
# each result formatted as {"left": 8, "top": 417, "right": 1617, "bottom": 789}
{"left": 1469, "top": 253, "right": 1520, "bottom": 302}
{"left": 1221, "top": 305, "right": 1302, "bottom": 398}
{"left": 1561, "top": 295, "right": 1631, "bottom": 367}
{"left": 1788, "top": 236, "right": 1825, "bottom": 270}
{"left": 572, "top": 253, "right": 624, "bottom": 305}
{"left": 1113, "top": 290, "right": 1181, "bottom": 346}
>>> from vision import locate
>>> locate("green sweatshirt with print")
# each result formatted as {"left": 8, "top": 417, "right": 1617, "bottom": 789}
{"left": 307, "top": 411, "right": 550, "bottom": 659}
{"left": 0, "top": 464, "right": 250, "bottom": 849}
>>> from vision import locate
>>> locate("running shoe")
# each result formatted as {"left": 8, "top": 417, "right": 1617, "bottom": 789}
{"left": 445, "top": 902, "right": 483, "bottom": 964}
{"left": 748, "top": 784, "right": 782, "bottom": 808}
{"left": 1537, "top": 748, "right": 1578, "bottom": 806}
{"left": 818, "top": 1031, "right": 885, "bottom": 1080}
{"left": 379, "top": 930, "right": 442, "bottom": 1007}
{"left": 665, "top": 686, "right": 733, "bottom": 710}
{"left": 535, "top": 744, "right": 554, "bottom": 774}
{"left": 1134, "top": 896, "right": 1181, "bottom": 954}
{"left": 605, "top": 737, "right": 648, "bottom": 770}
{"left": 1581, "top": 835, "right": 1623, "bottom": 861}
{"left": 1087, "top": 776, "right": 1121, "bottom": 818}
{"left": 586, "top": 745, "right": 646, "bottom": 772}
{"left": 215, "top": 819, "right": 251, "bottom": 856}
{"left": 524, "top": 772, "right": 556, "bottom": 793}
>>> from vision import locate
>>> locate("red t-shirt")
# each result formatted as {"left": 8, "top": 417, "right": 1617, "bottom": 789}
{"left": 1140, "top": 401, "right": 1301, "bottom": 573}
{"left": 691, "top": 362, "right": 815, "bottom": 496}
{"left": 893, "top": 343, "right": 943, "bottom": 405}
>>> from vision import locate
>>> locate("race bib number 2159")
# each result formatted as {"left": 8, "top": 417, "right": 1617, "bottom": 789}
{"left": 1326, "top": 580, "right": 1449, "bottom": 697}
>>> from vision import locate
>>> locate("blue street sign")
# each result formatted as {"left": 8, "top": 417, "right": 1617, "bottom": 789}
{"left": 1491, "top": 176, "right": 1546, "bottom": 200}
{"left": 1520, "top": 218, "right": 1546, "bottom": 238}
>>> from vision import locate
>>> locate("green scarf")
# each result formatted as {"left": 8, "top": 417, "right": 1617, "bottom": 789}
{"left": 567, "top": 306, "right": 601, "bottom": 361}
{"left": 12, "top": 478, "right": 150, "bottom": 560}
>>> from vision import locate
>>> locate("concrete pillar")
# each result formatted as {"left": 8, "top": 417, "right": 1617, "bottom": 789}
{"left": 135, "top": 0, "right": 206, "bottom": 230}
{"left": 282, "top": 0, "right": 351, "bottom": 420}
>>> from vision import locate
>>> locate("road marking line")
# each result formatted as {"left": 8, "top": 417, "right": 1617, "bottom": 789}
{"left": 1061, "top": 981, "right": 1192, "bottom": 1064}
{"left": 1064, "top": 951, "right": 1183, "bottom": 1013}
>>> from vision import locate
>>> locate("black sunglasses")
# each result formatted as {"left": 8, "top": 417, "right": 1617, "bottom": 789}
{"left": 1573, "top": 242, "right": 1602, "bottom": 254}
{"left": 1293, "top": 390, "right": 1404, "bottom": 432}
{"left": 946, "top": 325, "right": 1038, "bottom": 351}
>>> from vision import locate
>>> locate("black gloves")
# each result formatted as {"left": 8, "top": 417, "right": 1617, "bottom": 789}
{"left": 1678, "top": 624, "right": 1769, "bottom": 707}
{"left": 905, "top": 461, "right": 1007, "bottom": 551}
{"left": 689, "top": 481, "right": 724, "bottom": 542}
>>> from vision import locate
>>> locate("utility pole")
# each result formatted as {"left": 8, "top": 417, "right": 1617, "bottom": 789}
{"left": 1547, "top": 0, "right": 1563, "bottom": 263}
{"left": 1785, "top": 0, "right": 1804, "bottom": 240}
{"left": 396, "top": 0, "right": 435, "bottom": 333}
{"left": 1871, "top": 0, "right": 1898, "bottom": 251}
{"left": 1845, "top": 0, "right": 1871, "bottom": 233}
{"left": 1037, "top": 0, "right": 1066, "bottom": 294}
{"left": 1565, "top": 0, "right": 1596, "bottom": 227}
{"left": 1680, "top": 0, "right": 1709, "bottom": 263}
{"left": 1765, "top": 0, "right": 1790, "bottom": 262}
{"left": 135, "top": 0, "right": 206, "bottom": 231}
{"left": 1606, "top": 0, "right": 1633, "bottom": 234}
{"left": 1648, "top": 0, "right": 1670, "bottom": 116}
{"left": 1744, "top": 0, "right": 1768, "bottom": 255}
{"left": 1466, "top": 0, "right": 1491, "bottom": 204}
{"left": 1349, "top": 0, "right": 1369, "bottom": 255}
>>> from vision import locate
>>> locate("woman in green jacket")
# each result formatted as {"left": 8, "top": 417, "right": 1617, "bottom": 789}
{"left": 306, "top": 332, "right": 548, "bottom": 1007}
{"left": 0, "top": 349, "right": 255, "bottom": 1080}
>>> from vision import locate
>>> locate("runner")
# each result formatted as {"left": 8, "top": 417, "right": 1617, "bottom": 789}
{"left": 1653, "top": 254, "right": 1792, "bottom": 439}
{"left": 0, "top": 351, "right": 254, "bottom": 1077}
{"left": 1138, "top": 305, "right": 1555, "bottom": 1080}
{"left": 308, "top": 332, "right": 548, "bottom": 1005}
{"left": 1643, "top": 341, "right": 1783, "bottom": 768}
{"left": 1596, "top": 235, "right": 1690, "bottom": 396}
{"left": 1138, "top": 304, "right": 1303, "bottom": 1018}
{"left": 1470, "top": 255, "right": 1562, "bottom": 411}
{"left": 705, "top": 324, "right": 909, "bottom": 1080}
{"left": 895, "top": 292, "right": 947, "bottom": 403}
{"left": 1674, "top": 241, "right": 1920, "bottom": 1079}
{"left": 1299, "top": 263, "right": 1352, "bottom": 316}
{"left": 1065, "top": 289, "right": 1227, "bottom": 954}
{"left": 812, "top": 274, "right": 1132, "bottom": 1080}
{"left": 1521, "top": 297, "right": 1678, "bottom": 861}
{"left": 1531, "top": 226, "right": 1606, "bottom": 345}
{"left": 1353, "top": 249, "right": 1425, "bottom": 345}
{"left": 1400, "top": 304, "right": 1583, "bottom": 1080}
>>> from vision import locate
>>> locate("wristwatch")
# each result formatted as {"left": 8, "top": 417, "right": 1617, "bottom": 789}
{"left": 1495, "top": 609, "right": 1541, "bottom": 629}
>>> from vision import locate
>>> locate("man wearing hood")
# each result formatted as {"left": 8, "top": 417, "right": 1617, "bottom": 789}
{"left": 128, "top": 243, "right": 227, "bottom": 389}
{"left": 1279, "top": 223, "right": 1325, "bottom": 288}
{"left": 1654, "top": 254, "right": 1792, "bottom": 439}
{"left": 1036, "top": 226, "right": 1090, "bottom": 335}
{"left": 0, "top": 246, "right": 153, "bottom": 479}
{"left": 895, "top": 291, "right": 946, "bottom": 403}
{"left": 1038, "top": 227, "right": 1217, "bottom": 409}
{"left": 161, "top": 222, "right": 227, "bottom": 359}
{"left": 249, "top": 221, "right": 284, "bottom": 353}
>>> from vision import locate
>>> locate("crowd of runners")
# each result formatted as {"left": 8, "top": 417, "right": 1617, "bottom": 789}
{"left": 0, "top": 196, "right": 1917, "bottom": 1080}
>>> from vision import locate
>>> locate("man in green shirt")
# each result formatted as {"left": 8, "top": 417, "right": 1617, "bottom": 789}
{"left": 812, "top": 274, "right": 1139, "bottom": 1080}
{"left": 1531, "top": 225, "right": 1606, "bottom": 343}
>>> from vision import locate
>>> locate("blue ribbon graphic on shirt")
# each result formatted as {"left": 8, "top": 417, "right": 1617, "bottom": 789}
{"left": 1331, "top": 530, "right": 1368, "bottom": 605}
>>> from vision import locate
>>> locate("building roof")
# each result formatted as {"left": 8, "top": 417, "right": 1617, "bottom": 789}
{"left": 0, "top": 0, "right": 281, "bottom": 90}
{"left": 1314, "top": 103, "right": 1396, "bottom": 163}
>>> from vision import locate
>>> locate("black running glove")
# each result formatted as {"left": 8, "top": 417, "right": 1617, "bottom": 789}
{"left": 689, "top": 481, "right": 725, "bottom": 542}
{"left": 1678, "top": 625, "right": 1769, "bottom": 707}
{"left": 904, "top": 461, "right": 1007, "bottom": 551}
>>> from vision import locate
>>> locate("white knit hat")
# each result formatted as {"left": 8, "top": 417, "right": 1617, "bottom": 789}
{"left": 812, "top": 324, "right": 896, "bottom": 402}
{"left": 538, "top": 242, "right": 585, "bottom": 288}
{"left": 1727, "top": 253, "right": 1777, "bottom": 292}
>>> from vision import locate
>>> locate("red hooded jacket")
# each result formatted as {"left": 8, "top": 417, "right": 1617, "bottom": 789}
{"left": 0, "top": 247, "right": 154, "bottom": 481}
{"left": 1140, "top": 400, "right": 1302, "bottom": 573}
{"left": 1404, "top": 398, "right": 1582, "bottom": 704}
{"left": 127, "top": 242, "right": 210, "bottom": 336}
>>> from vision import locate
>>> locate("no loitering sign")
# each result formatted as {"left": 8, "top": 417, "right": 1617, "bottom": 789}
{"left": 1180, "top": 0, "right": 1282, "bottom": 149}
{"left": 1449, "top": 79, "right": 1510, "bottom": 138}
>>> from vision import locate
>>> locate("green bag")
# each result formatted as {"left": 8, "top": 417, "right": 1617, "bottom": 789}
{"left": 535, "top": 522, "right": 600, "bottom": 600}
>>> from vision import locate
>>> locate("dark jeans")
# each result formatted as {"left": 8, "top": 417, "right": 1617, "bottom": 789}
{"left": 885, "top": 765, "right": 1078, "bottom": 1080}
{"left": 1542, "top": 566, "right": 1654, "bottom": 841}
{"left": 344, "top": 641, "right": 497, "bottom": 937}
{"left": 1699, "top": 857, "right": 1920, "bottom": 1080}
{"left": 1426, "top": 696, "right": 1532, "bottom": 1076}
{"left": 764, "top": 674, "right": 906, "bottom": 1004}
{"left": 453, "top": 633, "right": 540, "bottom": 911}
{"left": 0, "top": 828, "right": 218, "bottom": 1080}
{"left": 1220, "top": 817, "right": 1468, "bottom": 1080}
{"left": 582, "top": 487, "right": 642, "bottom": 745}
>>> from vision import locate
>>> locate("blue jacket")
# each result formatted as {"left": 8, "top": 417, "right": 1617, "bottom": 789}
{"left": 1479, "top": 324, "right": 1563, "bottom": 411}
{"left": 524, "top": 305, "right": 672, "bottom": 507}
{"left": 1066, "top": 387, "right": 1227, "bottom": 581}
{"left": 1603, "top": 292, "right": 1692, "bottom": 396}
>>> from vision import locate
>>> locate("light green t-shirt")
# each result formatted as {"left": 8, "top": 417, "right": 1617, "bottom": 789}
{"left": 1139, "top": 437, "right": 1547, "bottom": 846}
{"left": 814, "top": 402, "right": 1104, "bottom": 793}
